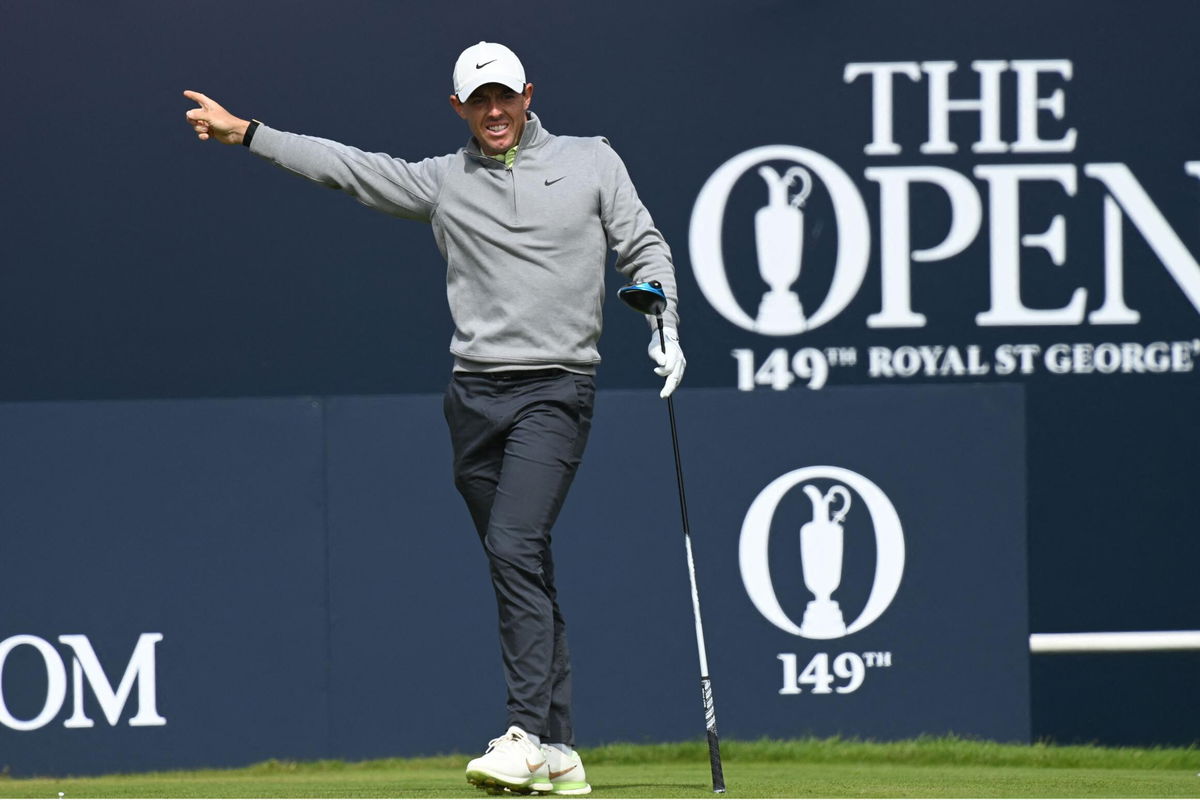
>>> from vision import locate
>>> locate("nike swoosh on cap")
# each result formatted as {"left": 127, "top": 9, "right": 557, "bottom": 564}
{"left": 476, "top": 59, "right": 497, "bottom": 69}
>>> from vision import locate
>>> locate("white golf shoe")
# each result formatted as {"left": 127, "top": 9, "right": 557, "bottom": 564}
{"left": 465, "top": 726, "right": 552, "bottom": 794}
{"left": 542, "top": 743, "right": 591, "bottom": 795}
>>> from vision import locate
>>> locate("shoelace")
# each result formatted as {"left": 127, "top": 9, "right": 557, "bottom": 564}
{"left": 485, "top": 731, "right": 524, "bottom": 753}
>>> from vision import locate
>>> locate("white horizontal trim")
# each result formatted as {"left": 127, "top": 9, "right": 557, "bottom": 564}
{"left": 1030, "top": 630, "right": 1200, "bottom": 653}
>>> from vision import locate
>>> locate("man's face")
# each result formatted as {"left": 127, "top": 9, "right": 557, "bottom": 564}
{"left": 450, "top": 83, "right": 534, "bottom": 155}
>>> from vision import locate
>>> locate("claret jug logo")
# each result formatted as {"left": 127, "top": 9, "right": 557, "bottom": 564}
{"left": 739, "top": 466, "right": 904, "bottom": 639}
{"left": 691, "top": 146, "right": 871, "bottom": 337}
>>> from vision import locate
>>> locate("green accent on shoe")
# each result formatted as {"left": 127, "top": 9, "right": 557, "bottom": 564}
{"left": 550, "top": 780, "right": 592, "bottom": 796}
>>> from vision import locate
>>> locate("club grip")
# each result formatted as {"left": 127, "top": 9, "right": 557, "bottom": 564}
{"left": 701, "top": 676, "right": 725, "bottom": 792}
{"left": 707, "top": 728, "right": 725, "bottom": 793}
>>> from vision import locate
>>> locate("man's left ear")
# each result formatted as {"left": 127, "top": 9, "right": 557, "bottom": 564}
{"left": 523, "top": 83, "right": 534, "bottom": 110}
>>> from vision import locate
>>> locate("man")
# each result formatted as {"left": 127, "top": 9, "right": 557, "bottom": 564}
{"left": 183, "top": 41, "right": 684, "bottom": 796}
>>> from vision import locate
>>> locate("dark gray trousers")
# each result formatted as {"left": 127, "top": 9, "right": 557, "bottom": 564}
{"left": 444, "top": 369, "right": 596, "bottom": 745}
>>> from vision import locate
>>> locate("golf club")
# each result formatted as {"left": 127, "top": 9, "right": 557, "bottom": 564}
{"left": 617, "top": 279, "right": 726, "bottom": 794}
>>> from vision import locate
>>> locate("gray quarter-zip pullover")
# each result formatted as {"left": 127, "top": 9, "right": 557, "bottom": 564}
{"left": 248, "top": 113, "right": 678, "bottom": 373}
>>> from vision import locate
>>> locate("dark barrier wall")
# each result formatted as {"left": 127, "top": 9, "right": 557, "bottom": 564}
{"left": 0, "top": 386, "right": 1026, "bottom": 776}
{"left": 2, "top": 0, "right": 1198, "bottom": 762}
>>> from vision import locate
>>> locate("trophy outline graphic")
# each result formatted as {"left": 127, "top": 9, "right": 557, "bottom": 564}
{"left": 798, "top": 483, "right": 851, "bottom": 639}
{"left": 754, "top": 165, "right": 813, "bottom": 334}
{"left": 738, "top": 465, "right": 906, "bottom": 640}
{"left": 690, "top": 145, "right": 873, "bottom": 337}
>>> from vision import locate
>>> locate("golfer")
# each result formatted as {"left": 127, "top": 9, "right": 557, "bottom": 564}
{"left": 183, "top": 41, "right": 684, "bottom": 796}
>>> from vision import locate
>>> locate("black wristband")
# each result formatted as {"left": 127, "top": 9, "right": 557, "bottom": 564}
{"left": 242, "top": 119, "right": 261, "bottom": 147}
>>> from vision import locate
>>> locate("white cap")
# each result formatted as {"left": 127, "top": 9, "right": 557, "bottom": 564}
{"left": 452, "top": 41, "right": 526, "bottom": 102}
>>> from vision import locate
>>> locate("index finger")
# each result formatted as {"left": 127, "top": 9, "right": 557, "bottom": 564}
{"left": 182, "top": 89, "right": 210, "bottom": 109}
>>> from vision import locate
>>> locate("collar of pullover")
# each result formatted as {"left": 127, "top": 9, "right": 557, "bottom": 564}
{"left": 466, "top": 112, "right": 546, "bottom": 167}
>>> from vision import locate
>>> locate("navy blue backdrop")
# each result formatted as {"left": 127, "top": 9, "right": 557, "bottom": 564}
{"left": 0, "top": 387, "right": 1028, "bottom": 776}
{"left": 1, "top": 0, "right": 1197, "bottom": 774}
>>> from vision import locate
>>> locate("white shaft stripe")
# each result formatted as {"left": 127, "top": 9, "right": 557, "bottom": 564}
{"left": 684, "top": 535, "right": 710, "bottom": 676}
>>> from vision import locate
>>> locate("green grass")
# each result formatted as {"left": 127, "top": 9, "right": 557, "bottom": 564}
{"left": 2, "top": 737, "right": 1198, "bottom": 798}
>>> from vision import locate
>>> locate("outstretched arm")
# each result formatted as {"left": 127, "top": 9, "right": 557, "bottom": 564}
{"left": 183, "top": 90, "right": 250, "bottom": 145}
{"left": 181, "top": 90, "right": 448, "bottom": 221}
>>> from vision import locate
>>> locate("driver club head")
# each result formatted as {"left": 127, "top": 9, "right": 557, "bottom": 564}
{"left": 618, "top": 280, "right": 667, "bottom": 317}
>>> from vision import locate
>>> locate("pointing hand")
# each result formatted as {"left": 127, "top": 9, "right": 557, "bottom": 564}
{"left": 183, "top": 90, "right": 250, "bottom": 145}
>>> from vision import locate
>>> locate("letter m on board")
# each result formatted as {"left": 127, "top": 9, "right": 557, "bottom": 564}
{"left": 58, "top": 633, "right": 166, "bottom": 727}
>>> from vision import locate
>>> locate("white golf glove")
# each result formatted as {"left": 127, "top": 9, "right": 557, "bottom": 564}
{"left": 649, "top": 327, "right": 686, "bottom": 398}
